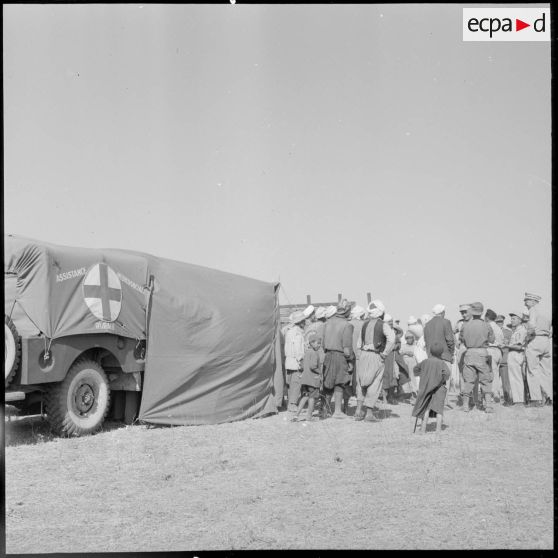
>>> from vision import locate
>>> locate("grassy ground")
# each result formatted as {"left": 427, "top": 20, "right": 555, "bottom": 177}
{"left": 4, "top": 397, "right": 554, "bottom": 552}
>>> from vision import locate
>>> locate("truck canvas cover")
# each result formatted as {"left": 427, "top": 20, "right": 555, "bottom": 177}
{"left": 4, "top": 235, "right": 280, "bottom": 425}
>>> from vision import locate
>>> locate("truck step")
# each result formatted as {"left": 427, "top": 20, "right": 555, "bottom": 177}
{"left": 5, "top": 391, "right": 26, "bottom": 402}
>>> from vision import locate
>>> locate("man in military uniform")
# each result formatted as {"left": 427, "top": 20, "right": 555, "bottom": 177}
{"left": 455, "top": 303, "right": 479, "bottom": 408}
{"left": 523, "top": 292, "right": 552, "bottom": 406}
{"left": 495, "top": 314, "right": 513, "bottom": 404}
{"left": 459, "top": 302, "right": 495, "bottom": 413}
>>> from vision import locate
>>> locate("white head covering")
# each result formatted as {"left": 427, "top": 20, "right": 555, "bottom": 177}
{"left": 303, "top": 305, "right": 315, "bottom": 318}
{"left": 315, "top": 307, "right": 326, "bottom": 320}
{"left": 350, "top": 305, "right": 365, "bottom": 319}
{"left": 324, "top": 305, "right": 337, "bottom": 319}
{"left": 432, "top": 304, "right": 445, "bottom": 316}
{"left": 420, "top": 313, "right": 432, "bottom": 325}
{"left": 367, "top": 299, "right": 385, "bottom": 319}
{"left": 291, "top": 310, "right": 306, "bottom": 325}
{"left": 384, "top": 313, "right": 393, "bottom": 323}
{"left": 408, "top": 315, "right": 418, "bottom": 325}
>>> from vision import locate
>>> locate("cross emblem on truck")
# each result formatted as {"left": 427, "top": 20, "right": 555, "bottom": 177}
{"left": 82, "top": 263, "right": 122, "bottom": 322}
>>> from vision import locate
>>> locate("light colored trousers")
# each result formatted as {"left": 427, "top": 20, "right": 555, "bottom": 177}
{"left": 507, "top": 350, "right": 525, "bottom": 403}
{"left": 356, "top": 351, "right": 385, "bottom": 409}
{"left": 487, "top": 347, "right": 502, "bottom": 398}
{"left": 525, "top": 336, "right": 553, "bottom": 402}
{"left": 286, "top": 370, "right": 302, "bottom": 409}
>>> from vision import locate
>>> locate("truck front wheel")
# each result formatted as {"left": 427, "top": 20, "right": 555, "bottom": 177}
{"left": 45, "top": 358, "right": 111, "bottom": 437}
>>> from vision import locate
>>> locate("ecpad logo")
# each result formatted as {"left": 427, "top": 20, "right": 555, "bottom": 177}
{"left": 463, "top": 8, "right": 549, "bottom": 42}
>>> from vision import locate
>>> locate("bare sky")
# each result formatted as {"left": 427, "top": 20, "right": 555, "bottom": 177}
{"left": 3, "top": 4, "right": 551, "bottom": 324}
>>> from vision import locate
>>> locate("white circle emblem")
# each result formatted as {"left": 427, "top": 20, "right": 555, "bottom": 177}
{"left": 82, "top": 263, "right": 122, "bottom": 322}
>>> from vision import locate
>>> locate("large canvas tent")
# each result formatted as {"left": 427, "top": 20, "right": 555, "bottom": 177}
{"left": 4, "top": 235, "right": 280, "bottom": 424}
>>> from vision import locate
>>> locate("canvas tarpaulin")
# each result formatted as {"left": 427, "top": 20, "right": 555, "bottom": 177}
{"left": 4, "top": 235, "right": 280, "bottom": 424}
{"left": 4, "top": 235, "right": 149, "bottom": 341}
{"left": 138, "top": 254, "right": 279, "bottom": 425}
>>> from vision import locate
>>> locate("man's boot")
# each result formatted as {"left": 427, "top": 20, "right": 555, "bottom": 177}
{"left": 484, "top": 392, "right": 495, "bottom": 413}
{"left": 462, "top": 394, "right": 471, "bottom": 412}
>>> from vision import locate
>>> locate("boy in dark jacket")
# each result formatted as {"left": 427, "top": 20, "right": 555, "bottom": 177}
{"left": 293, "top": 333, "right": 324, "bottom": 421}
{"left": 412, "top": 341, "right": 450, "bottom": 433}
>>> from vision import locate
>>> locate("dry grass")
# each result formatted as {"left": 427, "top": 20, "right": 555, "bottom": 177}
{"left": 4, "top": 398, "right": 553, "bottom": 552}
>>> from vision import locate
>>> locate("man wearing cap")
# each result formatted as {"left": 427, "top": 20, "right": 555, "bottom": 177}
{"left": 454, "top": 304, "right": 478, "bottom": 408}
{"left": 485, "top": 309, "right": 505, "bottom": 403}
{"left": 507, "top": 310, "right": 528, "bottom": 406}
{"left": 424, "top": 304, "right": 455, "bottom": 397}
{"left": 523, "top": 293, "right": 552, "bottom": 406}
{"left": 459, "top": 302, "right": 496, "bottom": 412}
{"left": 354, "top": 300, "right": 395, "bottom": 421}
{"left": 284, "top": 310, "right": 307, "bottom": 412}
{"left": 321, "top": 299, "right": 355, "bottom": 418}
{"left": 495, "top": 314, "right": 513, "bottom": 404}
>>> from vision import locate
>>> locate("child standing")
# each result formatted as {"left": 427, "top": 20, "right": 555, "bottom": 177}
{"left": 412, "top": 341, "right": 451, "bottom": 433}
{"left": 293, "top": 332, "right": 324, "bottom": 421}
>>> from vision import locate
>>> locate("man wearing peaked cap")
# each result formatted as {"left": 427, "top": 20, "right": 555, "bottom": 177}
{"left": 507, "top": 310, "right": 529, "bottom": 405}
{"left": 321, "top": 299, "right": 355, "bottom": 418}
{"left": 454, "top": 303, "right": 475, "bottom": 407}
{"left": 459, "top": 301, "right": 496, "bottom": 413}
{"left": 469, "top": 302, "right": 484, "bottom": 316}
{"left": 523, "top": 292, "right": 552, "bottom": 406}
{"left": 495, "top": 314, "right": 513, "bottom": 405}
{"left": 484, "top": 309, "right": 505, "bottom": 403}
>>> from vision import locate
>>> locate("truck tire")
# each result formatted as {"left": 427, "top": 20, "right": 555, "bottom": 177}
{"left": 45, "top": 358, "right": 111, "bottom": 437}
{"left": 5, "top": 315, "right": 20, "bottom": 387}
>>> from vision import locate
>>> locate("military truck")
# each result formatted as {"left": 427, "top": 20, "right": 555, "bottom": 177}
{"left": 5, "top": 234, "right": 280, "bottom": 436}
{"left": 5, "top": 235, "right": 151, "bottom": 435}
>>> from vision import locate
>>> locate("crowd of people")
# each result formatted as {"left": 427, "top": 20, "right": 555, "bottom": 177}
{"left": 280, "top": 292, "right": 553, "bottom": 431}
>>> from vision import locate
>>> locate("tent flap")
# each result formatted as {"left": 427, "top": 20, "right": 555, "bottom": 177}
{"left": 138, "top": 253, "right": 280, "bottom": 424}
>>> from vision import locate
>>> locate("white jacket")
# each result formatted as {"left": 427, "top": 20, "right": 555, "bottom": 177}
{"left": 284, "top": 325, "right": 305, "bottom": 371}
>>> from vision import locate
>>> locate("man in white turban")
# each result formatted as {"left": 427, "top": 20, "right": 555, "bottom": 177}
{"left": 354, "top": 300, "right": 395, "bottom": 421}
{"left": 424, "top": 303, "right": 455, "bottom": 404}
{"left": 407, "top": 315, "right": 423, "bottom": 340}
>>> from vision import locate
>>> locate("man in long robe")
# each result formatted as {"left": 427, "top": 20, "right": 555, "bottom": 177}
{"left": 412, "top": 341, "right": 451, "bottom": 433}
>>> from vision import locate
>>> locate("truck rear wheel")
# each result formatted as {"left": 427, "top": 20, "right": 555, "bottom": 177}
{"left": 5, "top": 315, "right": 20, "bottom": 387}
{"left": 45, "top": 358, "right": 111, "bottom": 437}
